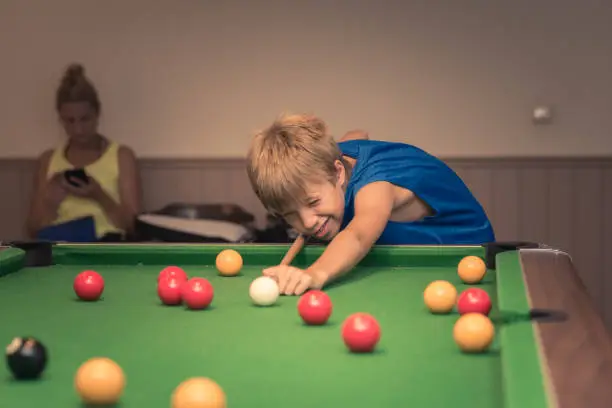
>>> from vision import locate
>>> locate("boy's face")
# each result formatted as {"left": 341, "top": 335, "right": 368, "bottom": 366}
{"left": 280, "top": 160, "right": 347, "bottom": 241}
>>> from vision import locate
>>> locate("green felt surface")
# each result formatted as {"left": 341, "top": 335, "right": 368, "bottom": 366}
{"left": 496, "top": 251, "right": 550, "bottom": 408}
{"left": 0, "top": 244, "right": 548, "bottom": 407}
{"left": 0, "top": 247, "right": 25, "bottom": 276}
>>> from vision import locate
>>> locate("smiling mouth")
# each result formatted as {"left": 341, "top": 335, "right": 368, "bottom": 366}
{"left": 314, "top": 218, "right": 330, "bottom": 238}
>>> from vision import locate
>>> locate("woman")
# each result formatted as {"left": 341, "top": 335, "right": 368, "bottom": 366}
{"left": 25, "top": 63, "right": 142, "bottom": 242}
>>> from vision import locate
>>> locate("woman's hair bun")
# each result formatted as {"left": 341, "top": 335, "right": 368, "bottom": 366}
{"left": 66, "top": 63, "right": 85, "bottom": 78}
{"left": 55, "top": 62, "right": 101, "bottom": 113}
{"left": 61, "top": 63, "right": 85, "bottom": 86}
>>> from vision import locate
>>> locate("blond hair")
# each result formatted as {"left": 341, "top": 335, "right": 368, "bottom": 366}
{"left": 246, "top": 113, "right": 341, "bottom": 215}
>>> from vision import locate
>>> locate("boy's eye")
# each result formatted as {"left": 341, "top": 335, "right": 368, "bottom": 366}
{"left": 308, "top": 199, "right": 320, "bottom": 207}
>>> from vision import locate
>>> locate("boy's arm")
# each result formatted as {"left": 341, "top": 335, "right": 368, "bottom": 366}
{"left": 306, "top": 181, "right": 411, "bottom": 286}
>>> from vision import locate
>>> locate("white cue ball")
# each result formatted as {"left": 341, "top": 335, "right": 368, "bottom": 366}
{"left": 249, "top": 276, "right": 280, "bottom": 306}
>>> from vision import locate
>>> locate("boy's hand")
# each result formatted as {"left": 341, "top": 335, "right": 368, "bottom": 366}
{"left": 262, "top": 265, "right": 326, "bottom": 296}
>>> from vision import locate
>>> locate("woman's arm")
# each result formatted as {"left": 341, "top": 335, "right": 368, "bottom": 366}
{"left": 25, "top": 150, "right": 63, "bottom": 238}
{"left": 96, "top": 146, "right": 143, "bottom": 234}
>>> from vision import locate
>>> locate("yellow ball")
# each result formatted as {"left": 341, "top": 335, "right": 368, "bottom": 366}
{"left": 215, "top": 249, "right": 243, "bottom": 276}
{"left": 423, "top": 280, "right": 457, "bottom": 314}
{"left": 172, "top": 377, "right": 227, "bottom": 408}
{"left": 457, "top": 256, "right": 487, "bottom": 284}
{"left": 453, "top": 313, "right": 495, "bottom": 353}
{"left": 74, "top": 357, "right": 125, "bottom": 405}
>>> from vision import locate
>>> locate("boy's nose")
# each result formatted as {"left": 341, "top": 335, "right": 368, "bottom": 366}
{"left": 299, "top": 213, "right": 318, "bottom": 233}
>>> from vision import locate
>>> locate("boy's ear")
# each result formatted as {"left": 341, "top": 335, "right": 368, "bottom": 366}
{"left": 334, "top": 159, "right": 346, "bottom": 186}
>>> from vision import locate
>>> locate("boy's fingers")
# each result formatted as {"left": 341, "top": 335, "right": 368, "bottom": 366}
{"left": 294, "top": 278, "right": 311, "bottom": 296}
{"left": 277, "top": 272, "right": 289, "bottom": 294}
{"left": 262, "top": 267, "right": 277, "bottom": 276}
{"left": 283, "top": 273, "right": 302, "bottom": 295}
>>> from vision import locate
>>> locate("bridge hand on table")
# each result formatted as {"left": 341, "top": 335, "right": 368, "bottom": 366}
{"left": 262, "top": 265, "right": 320, "bottom": 296}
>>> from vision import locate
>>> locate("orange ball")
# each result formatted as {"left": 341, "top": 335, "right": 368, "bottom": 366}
{"left": 457, "top": 256, "right": 487, "bottom": 284}
{"left": 423, "top": 280, "right": 457, "bottom": 314}
{"left": 215, "top": 249, "right": 243, "bottom": 276}
{"left": 453, "top": 313, "right": 495, "bottom": 353}
{"left": 171, "top": 377, "right": 227, "bottom": 408}
{"left": 74, "top": 357, "right": 125, "bottom": 405}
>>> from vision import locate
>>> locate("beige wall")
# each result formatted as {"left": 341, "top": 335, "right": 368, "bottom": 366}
{"left": 0, "top": 0, "right": 611, "bottom": 159}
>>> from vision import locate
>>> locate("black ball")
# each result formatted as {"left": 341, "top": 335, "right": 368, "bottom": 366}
{"left": 5, "top": 336, "right": 48, "bottom": 380}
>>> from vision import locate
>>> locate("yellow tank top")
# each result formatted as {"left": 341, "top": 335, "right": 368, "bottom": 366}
{"left": 46, "top": 140, "right": 123, "bottom": 238}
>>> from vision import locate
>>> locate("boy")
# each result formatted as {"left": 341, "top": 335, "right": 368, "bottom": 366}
{"left": 246, "top": 113, "right": 495, "bottom": 295}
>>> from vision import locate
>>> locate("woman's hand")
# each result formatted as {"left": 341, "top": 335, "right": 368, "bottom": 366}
{"left": 44, "top": 173, "right": 69, "bottom": 207}
{"left": 61, "top": 175, "right": 106, "bottom": 201}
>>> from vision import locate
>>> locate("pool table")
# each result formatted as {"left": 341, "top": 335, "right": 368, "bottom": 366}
{"left": 1, "top": 242, "right": 611, "bottom": 408}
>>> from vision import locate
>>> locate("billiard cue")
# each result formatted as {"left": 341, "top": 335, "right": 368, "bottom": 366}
{"left": 280, "top": 233, "right": 307, "bottom": 266}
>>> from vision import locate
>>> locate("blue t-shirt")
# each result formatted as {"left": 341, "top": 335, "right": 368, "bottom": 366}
{"left": 339, "top": 140, "right": 495, "bottom": 245}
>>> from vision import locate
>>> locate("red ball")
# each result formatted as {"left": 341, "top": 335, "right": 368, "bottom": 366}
{"left": 341, "top": 312, "right": 381, "bottom": 353}
{"left": 158, "top": 266, "right": 188, "bottom": 283}
{"left": 297, "top": 290, "right": 333, "bottom": 325}
{"left": 457, "top": 288, "right": 492, "bottom": 316}
{"left": 74, "top": 270, "right": 104, "bottom": 301}
{"left": 157, "top": 277, "right": 184, "bottom": 306}
{"left": 181, "top": 277, "right": 214, "bottom": 310}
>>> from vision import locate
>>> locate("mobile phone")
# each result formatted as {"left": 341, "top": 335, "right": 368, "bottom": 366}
{"left": 64, "top": 168, "right": 90, "bottom": 187}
